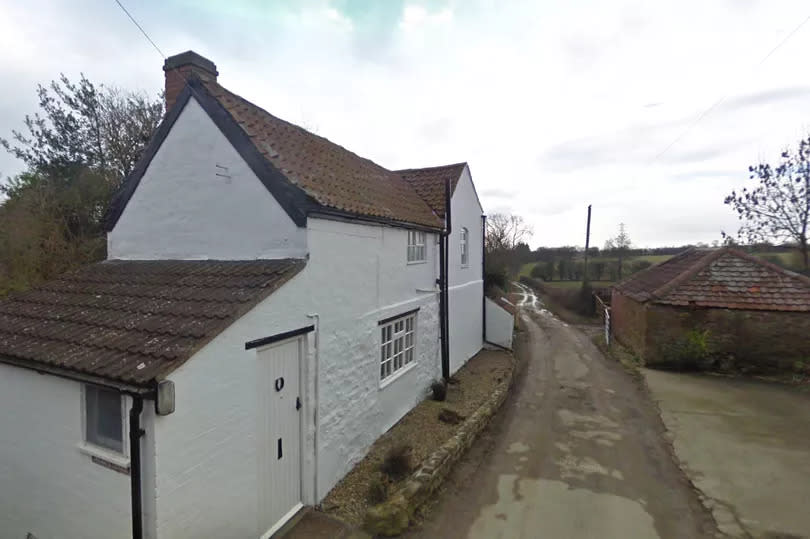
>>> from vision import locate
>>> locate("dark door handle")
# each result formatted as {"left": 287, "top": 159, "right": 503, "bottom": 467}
{"left": 296, "top": 396, "right": 301, "bottom": 410}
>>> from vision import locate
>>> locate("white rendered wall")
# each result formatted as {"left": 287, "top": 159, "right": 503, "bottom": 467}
{"left": 0, "top": 364, "right": 137, "bottom": 539}
{"left": 151, "top": 217, "right": 441, "bottom": 539}
{"left": 447, "top": 166, "right": 485, "bottom": 374}
{"left": 107, "top": 97, "right": 307, "bottom": 260}
{"left": 485, "top": 298, "right": 514, "bottom": 349}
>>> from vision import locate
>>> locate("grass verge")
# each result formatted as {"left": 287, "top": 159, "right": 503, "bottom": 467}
{"left": 592, "top": 334, "right": 643, "bottom": 378}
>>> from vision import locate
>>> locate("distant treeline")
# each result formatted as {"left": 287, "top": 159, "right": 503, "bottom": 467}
{"left": 514, "top": 241, "right": 804, "bottom": 283}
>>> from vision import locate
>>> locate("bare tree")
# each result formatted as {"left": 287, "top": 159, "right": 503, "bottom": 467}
{"left": 724, "top": 136, "right": 810, "bottom": 270}
{"left": 486, "top": 212, "right": 533, "bottom": 252}
{"left": 605, "top": 223, "right": 632, "bottom": 280}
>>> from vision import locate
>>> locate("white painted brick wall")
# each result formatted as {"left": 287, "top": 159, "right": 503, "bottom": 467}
{"left": 0, "top": 364, "right": 133, "bottom": 539}
{"left": 448, "top": 166, "right": 485, "bottom": 374}
{"left": 108, "top": 97, "right": 307, "bottom": 260}
{"left": 151, "top": 218, "right": 444, "bottom": 538}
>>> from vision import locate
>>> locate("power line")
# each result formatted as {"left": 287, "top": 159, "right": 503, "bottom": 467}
{"left": 651, "top": 12, "right": 810, "bottom": 163}
{"left": 113, "top": 0, "right": 166, "bottom": 59}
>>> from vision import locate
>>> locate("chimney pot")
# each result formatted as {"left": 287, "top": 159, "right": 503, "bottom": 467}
{"left": 163, "top": 51, "right": 218, "bottom": 111}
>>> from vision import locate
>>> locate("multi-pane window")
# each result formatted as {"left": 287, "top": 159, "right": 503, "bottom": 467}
{"left": 407, "top": 230, "right": 426, "bottom": 263}
{"left": 84, "top": 385, "right": 124, "bottom": 453}
{"left": 460, "top": 227, "right": 469, "bottom": 267}
{"left": 380, "top": 312, "right": 416, "bottom": 382}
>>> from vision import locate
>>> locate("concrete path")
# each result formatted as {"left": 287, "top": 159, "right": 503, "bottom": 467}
{"left": 408, "top": 283, "right": 716, "bottom": 539}
{"left": 645, "top": 370, "right": 810, "bottom": 538}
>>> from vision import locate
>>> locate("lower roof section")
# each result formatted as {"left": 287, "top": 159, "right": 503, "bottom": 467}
{"left": 0, "top": 259, "right": 305, "bottom": 388}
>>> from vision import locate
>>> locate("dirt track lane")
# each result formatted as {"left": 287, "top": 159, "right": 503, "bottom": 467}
{"left": 409, "top": 284, "right": 717, "bottom": 539}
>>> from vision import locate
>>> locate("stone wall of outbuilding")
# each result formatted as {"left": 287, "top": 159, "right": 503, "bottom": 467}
{"left": 643, "top": 304, "right": 810, "bottom": 371}
{"left": 610, "top": 291, "right": 648, "bottom": 359}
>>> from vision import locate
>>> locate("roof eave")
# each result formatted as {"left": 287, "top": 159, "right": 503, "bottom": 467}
{"left": 0, "top": 354, "right": 156, "bottom": 396}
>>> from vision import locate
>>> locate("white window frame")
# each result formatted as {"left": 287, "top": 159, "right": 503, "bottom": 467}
{"left": 80, "top": 384, "right": 127, "bottom": 461}
{"left": 407, "top": 230, "right": 427, "bottom": 264}
{"left": 379, "top": 311, "right": 417, "bottom": 386}
{"left": 460, "top": 227, "right": 469, "bottom": 267}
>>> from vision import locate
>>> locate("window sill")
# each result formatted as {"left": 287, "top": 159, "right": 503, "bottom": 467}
{"left": 407, "top": 260, "right": 427, "bottom": 265}
{"left": 78, "top": 442, "right": 129, "bottom": 468}
{"left": 461, "top": 264, "right": 469, "bottom": 269}
{"left": 379, "top": 361, "right": 418, "bottom": 389}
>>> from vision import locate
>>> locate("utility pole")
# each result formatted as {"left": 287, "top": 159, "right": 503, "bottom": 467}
{"left": 583, "top": 205, "right": 592, "bottom": 283}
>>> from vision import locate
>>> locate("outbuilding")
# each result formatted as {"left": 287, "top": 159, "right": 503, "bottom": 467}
{"left": 611, "top": 247, "right": 810, "bottom": 370}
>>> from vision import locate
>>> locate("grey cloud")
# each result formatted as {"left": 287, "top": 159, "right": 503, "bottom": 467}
{"left": 539, "top": 120, "right": 675, "bottom": 172}
{"left": 663, "top": 145, "right": 736, "bottom": 165}
{"left": 480, "top": 187, "right": 512, "bottom": 199}
{"left": 670, "top": 169, "right": 742, "bottom": 181}
{"left": 721, "top": 86, "right": 810, "bottom": 112}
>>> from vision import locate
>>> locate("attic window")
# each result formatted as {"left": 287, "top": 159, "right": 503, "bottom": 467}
{"left": 407, "top": 231, "right": 426, "bottom": 263}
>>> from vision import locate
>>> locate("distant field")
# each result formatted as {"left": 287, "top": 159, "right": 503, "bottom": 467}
{"left": 542, "top": 280, "right": 615, "bottom": 289}
{"left": 636, "top": 254, "right": 673, "bottom": 264}
{"left": 519, "top": 262, "right": 539, "bottom": 277}
{"left": 752, "top": 251, "right": 802, "bottom": 270}
{"left": 518, "top": 254, "right": 673, "bottom": 279}
{"left": 518, "top": 249, "right": 804, "bottom": 279}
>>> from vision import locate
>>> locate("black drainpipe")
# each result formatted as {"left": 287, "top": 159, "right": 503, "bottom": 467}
{"left": 439, "top": 227, "right": 447, "bottom": 380}
{"left": 481, "top": 214, "right": 487, "bottom": 342}
{"left": 441, "top": 175, "right": 452, "bottom": 380}
{"left": 129, "top": 395, "right": 145, "bottom": 539}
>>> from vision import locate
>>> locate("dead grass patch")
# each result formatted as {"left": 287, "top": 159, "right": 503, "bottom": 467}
{"left": 320, "top": 349, "right": 513, "bottom": 526}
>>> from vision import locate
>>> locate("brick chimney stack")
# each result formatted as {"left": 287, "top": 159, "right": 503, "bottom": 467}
{"left": 163, "top": 51, "right": 218, "bottom": 111}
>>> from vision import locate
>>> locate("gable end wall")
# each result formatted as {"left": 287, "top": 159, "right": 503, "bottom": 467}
{"left": 447, "top": 166, "right": 484, "bottom": 373}
{"left": 107, "top": 97, "right": 306, "bottom": 260}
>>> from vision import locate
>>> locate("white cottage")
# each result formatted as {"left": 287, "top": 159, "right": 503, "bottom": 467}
{"left": 0, "top": 51, "right": 507, "bottom": 539}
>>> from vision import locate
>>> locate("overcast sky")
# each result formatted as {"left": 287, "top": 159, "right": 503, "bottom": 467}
{"left": 2, "top": 0, "right": 810, "bottom": 249}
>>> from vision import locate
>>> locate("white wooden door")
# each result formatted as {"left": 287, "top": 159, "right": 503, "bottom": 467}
{"left": 258, "top": 337, "right": 303, "bottom": 537}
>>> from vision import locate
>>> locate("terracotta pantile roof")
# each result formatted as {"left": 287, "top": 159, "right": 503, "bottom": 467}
{"left": 0, "top": 259, "right": 304, "bottom": 388}
{"left": 396, "top": 163, "right": 467, "bottom": 218}
{"left": 614, "top": 249, "right": 713, "bottom": 302}
{"left": 201, "top": 80, "right": 443, "bottom": 229}
{"left": 614, "top": 248, "right": 810, "bottom": 311}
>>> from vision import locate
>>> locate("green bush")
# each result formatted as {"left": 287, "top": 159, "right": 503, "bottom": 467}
{"left": 661, "top": 329, "right": 713, "bottom": 369}
{"left": 486, "top": 270, "right": 507, "bottom": 291}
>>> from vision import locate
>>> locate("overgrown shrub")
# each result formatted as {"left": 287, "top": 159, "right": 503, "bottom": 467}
{"left": 367, "top": 473, "right": 390, "bottom": 505}
{"left": 380, "top": 444, "right": 413, "bottom": 480}
{"left": 485, "top": 270, "right": 507, "bottom": 294}
{"left": 431, "top": 380, "right": 447, "bottom": 401}
{"left": 661, "top": 329, "right": 713, "bottom": 369}
{"left": 438, "top": 408, "right": 465, "bottom": 425}
{"left": 576, "top": 281, "right": 595, "bottom": 316}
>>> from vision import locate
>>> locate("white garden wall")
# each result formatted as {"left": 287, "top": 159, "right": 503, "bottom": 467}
{"left": 151, "top": 217, "right": 442, "bottom": 539}
{"left": 447, "top": 166, "right": 485, "bottom": 374}
{"left": 485, "top": 298, "right": 515, "bottom": 349}
{"left": 0, "top": 364, "right": 137, "bottom": 539}
{"left": 107, "top": 97, "right": 306, "bottom": 260}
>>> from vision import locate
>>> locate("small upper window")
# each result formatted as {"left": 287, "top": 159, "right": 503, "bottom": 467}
{"left": 407, "top": 230, "right": 426, "bottom": 263}
{"left": 85, "top": 385, "right": 124, "bottom": 453}
{"left": 460, "top": 227, "right": 469, "bottom": 267}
